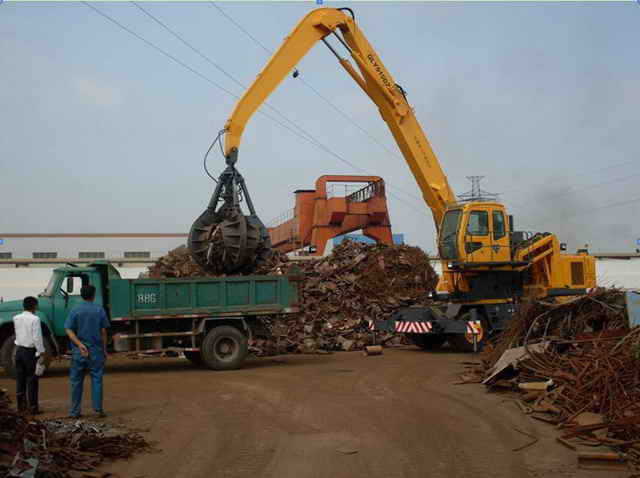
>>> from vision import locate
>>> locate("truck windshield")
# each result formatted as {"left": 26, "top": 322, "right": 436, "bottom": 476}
{"left": 41, "top": 272, "right": 62, "bottom": 297}
{"left": 439, "top": 209, "right": 462, "bottom": 260}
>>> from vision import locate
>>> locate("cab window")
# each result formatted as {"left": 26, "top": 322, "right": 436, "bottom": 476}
{"left": 42, "top": 272, "right": 63, "bottom": 297}
{"left": 59, "top": 274, "right": 89, "bottom": 297}
{"left": 441, "top": 209, "right": 462, "bottom": 239}
{"left": 467, "top": 211, "right": 489, "bottom": 236}
{"left": 492, "top": 211, "right": 506, "bottom": 240}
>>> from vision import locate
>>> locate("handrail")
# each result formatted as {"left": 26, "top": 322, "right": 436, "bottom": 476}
{"left": 346, "top": 179, "right": 386, "bottom": 203}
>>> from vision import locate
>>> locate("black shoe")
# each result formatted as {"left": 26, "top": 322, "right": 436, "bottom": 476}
{"left": 94, "top": 410, "right": 107, "bottom": 419}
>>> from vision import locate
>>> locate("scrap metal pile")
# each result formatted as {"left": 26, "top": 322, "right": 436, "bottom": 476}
{"left": 475, "top": 289, "right": 640, "bottom": 469}
{"left": 148, "top": 245, "right": 211, "bottom": 278}
{"left": 147, "top": 245, "right": 285, "bottom": 279}
{"left": 252, "top": 241, "right": 438, "bottom": 355}
{"left": 148, "top": 241, "right": 438, "bottom": 354}
{"left": 0, "top": 389, "right": 150, "bottom": 477}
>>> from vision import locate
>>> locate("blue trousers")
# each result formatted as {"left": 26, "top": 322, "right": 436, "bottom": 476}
{"left": 70, "top": 347, "right": 104, "bottom": 417}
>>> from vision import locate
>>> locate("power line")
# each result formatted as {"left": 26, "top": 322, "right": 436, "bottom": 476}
{"left": 82, "top": 3, "right": 344, "bottom": 159}
{"left": 507, "top": 169, "right": 640, "bottom": 215}
{"left": 212, "top": 1, "right": 640, "bottom": 226}
{"left": 84, "top": 2, "right": 640, "bottom": 230}
{"left": 83, "top": 2, "right": 237, "bottom": 97}
{"left": 536, "top": 170, "right": 640, "bottom": 203}
{"left": 131, "top": 2, "right": 428, "bottom": 217}
{"left": 134, "top": 2, "right": 241, "bottom": 89}
{"left": 133, "top": 2, "right": 430, "bottom": 217}
{"left": 132, "top": 1, "right": 318, "bottom": 147}
{"left": 515, "top": 193, "right": 640, "bottom": 231}
{"left": 295, "top": 77, "right": 425, "bottom": 205}
{"left": 210, "top": 2, "right": 273, "bottom": 56}
{"left": 540, "top": 195, "right": 640, "bottom": 223}
{"left": 501, "top": 159, "right": 637, "bottom": 196}
{"left": 83, "top": 2, "right": 431, "bottom": 218}
{"left": 208, "top": 1, "right": 424, "bottom": 205}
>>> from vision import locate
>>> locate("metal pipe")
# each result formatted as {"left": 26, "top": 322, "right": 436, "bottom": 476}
{"left": 332, "top": 31, "right": 353, "bottom": 54}
{"left": 321, "top": 37, "right": 343, "bottom": 61}
{"left": 322, "top": 37, "right": 370, "bottom": 96}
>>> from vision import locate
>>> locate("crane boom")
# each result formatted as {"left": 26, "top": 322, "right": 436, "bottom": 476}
{"left": 223, "top": 7, "right": 456, "bottom": 226}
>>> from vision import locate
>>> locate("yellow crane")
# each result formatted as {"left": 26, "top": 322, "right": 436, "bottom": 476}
{"left": 189, "top": 7, "right": 596, "bottom": 350}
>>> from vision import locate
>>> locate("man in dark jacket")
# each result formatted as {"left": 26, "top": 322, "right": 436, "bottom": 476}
{"left": 64, "top": 285, "right": 110, "bottom": 419}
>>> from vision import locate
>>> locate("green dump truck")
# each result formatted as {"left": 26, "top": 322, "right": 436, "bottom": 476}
{"left": 0, "top": 261, "right": 301, "bottom": 376}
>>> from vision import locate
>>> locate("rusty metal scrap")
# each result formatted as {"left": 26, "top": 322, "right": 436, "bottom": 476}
{"left": 147, "top": 245, "right": 207, "bottom": 278}
{"left": 479, "top": 288, "right": 640, "bottom": 470}
{"left": 149, "top": 240, "right": 438, "bottom": 354}
{"left": 483, "top": 288, "right": 628, "bottom": 367}
{"left": 147, "top": 245, "right": 289, "bottom": 279}
{"left": 0, "top": 389, "right": 150, "bottom": 478}
{"left": 251, "top": 241, "right": 438, "bottom": 355}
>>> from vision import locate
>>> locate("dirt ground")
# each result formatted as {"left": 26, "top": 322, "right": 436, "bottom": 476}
{"left": 0, "top": 347, "right": 624, "bottom": 478}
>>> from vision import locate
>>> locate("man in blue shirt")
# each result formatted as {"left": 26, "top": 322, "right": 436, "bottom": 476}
{"left": 64, "top": 284, "right": 110, "bottom": 419}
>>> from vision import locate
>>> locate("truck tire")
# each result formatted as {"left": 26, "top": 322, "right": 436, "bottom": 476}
{"left": 0, "top": 334, "right": 17, "bottom": 378}
{"left": 200, "top": 326, "right": 248, "bottom": 371}
{"left": 0, "top": 334, "right": 55, "bottom": 378}
{"left": 183, "top": 351, "right": 204, "bottom": 367}
{"left": 408, "top": 333, "right": 447, "bottom": 350}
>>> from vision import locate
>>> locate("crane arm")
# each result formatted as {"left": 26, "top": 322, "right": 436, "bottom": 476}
{"left": 223, "top": 7, "right": 456, "bottom": 226}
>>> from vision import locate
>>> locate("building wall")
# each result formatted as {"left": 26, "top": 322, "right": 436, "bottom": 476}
{"left": 0, "top": 237, "right": 185, "bottom": 259}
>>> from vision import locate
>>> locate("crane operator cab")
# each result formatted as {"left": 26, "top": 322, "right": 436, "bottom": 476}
{"left": 439, "top": 202, "right": 512, "bottom": 265}
{"left": 437, "top": 202, "right": 595, "bottom": 302}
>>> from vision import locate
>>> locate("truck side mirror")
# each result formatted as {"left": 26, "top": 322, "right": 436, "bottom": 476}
{"left": 66, "top": 277, "right": 74, "bottom": 294}
{"left": 560, "top": 243, "right": 567, "bottom": 251}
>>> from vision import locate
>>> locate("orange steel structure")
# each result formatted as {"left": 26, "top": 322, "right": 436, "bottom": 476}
{"left": 268, "top": 175, "right": 393, "bottom": 256}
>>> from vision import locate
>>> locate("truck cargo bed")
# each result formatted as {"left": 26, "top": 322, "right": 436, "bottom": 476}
{"left": 109, "top": 273, "right": 300, "bottom": 319}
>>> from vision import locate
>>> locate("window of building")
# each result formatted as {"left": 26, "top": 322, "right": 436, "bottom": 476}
{"left": 33, "top": 252, "right": 57, "bottom": 259}
{"left": 79, "top": 251, "right": 105, "bottom": 259}
{"left": 466, "top": 211, "right": 489, "bottom": 236}
{"left": 124, "top": 251, "right": 151, "bottom": 258}
{"left": 0, "top": 252, "right": 12, "bottom": 259}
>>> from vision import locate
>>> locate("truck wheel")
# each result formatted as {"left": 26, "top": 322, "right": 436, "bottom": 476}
{"left": 449, "top": 314, "right": 488, "bottom": 352}
{"left": 408, "top": 333, "right": 447, "bottom": 350}
{"left": 1, "top": 335, "right": 55, "bottom": 378}
{"left": 0, "top": 334, "right": 16, "bottom": 378}
{"left": 183, "top": 351, "right": 204, "bottom": 367}
{"left": 201, "top": 326, "right": 248, "bottom": 371}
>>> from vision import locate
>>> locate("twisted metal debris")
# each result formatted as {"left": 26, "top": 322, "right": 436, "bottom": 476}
{"left": 475, "top": 289, "right": 640, "bottom": 470}
{"left": 0, "top": 389, "right": 150, "bottom": 477}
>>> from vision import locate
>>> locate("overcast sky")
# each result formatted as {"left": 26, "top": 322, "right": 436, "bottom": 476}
{"left": 1, "top": 1, "right": 638, "bottom": 255}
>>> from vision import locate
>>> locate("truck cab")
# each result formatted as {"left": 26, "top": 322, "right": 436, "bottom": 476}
{"left": 0, "top": 262, "right": 118, "bottom": 376}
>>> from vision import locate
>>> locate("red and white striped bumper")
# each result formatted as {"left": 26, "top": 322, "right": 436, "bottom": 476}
{"left": 395, "top": 321, "right": 433, "bottom": 334}
{"left": 466, "top": 320, "right": 482, "bottom": 335}
{"left": 368, "top": 319, "right": 434, "bottom": 334}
